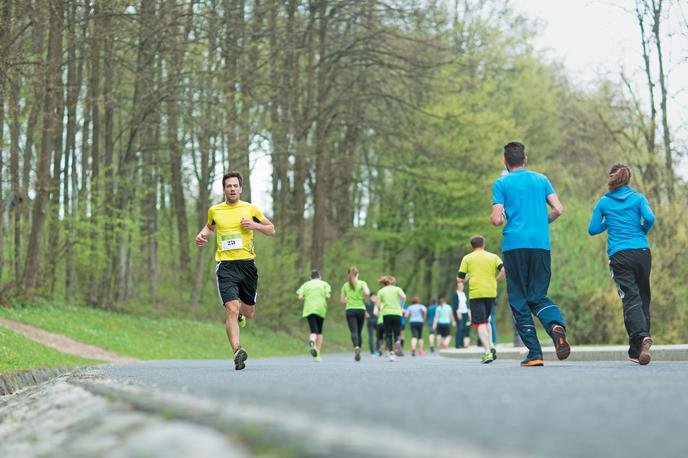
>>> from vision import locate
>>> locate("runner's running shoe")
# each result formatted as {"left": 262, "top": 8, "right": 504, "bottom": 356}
{"left": 481, "top": 352, "right": 494, "bottom": 364}
{"left": 411, "top": 349, "right": 416, "bottom": 357}
{"left": 233, "top": 347, "right": 248, "bottom": 371}
{"left": 629, "top": 356, "right": 640, "bottom": 364}
{"left": 419, "top": 350, "right": 425, "bottom": 356}
{"left": 309, "top": 340, "right": 317, "bottom": 358}
{"left": 490, "top": 346, "right": 497, "bottom": 360}
{"left": 520, "top": 356, "right": 544, "bottom": 367}
{"left": 638, "top": 336, "right": 653, "bottom": 365}
{"left": 315, "top": 351, "right": 322, "bottom": 362}
{"left": 395, "top": 341, "right": 403, "bottom": 356}
{"left": 354, "top": 346, "right": 361, "bottom": 362}
{"left": 238, "top": 313, "right": 247, "bottom": 329}
{"left": 551, "top": 325, "right": 571, "bottom": 360}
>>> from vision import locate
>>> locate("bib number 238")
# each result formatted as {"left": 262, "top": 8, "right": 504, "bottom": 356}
{"left": 221, "top": 233, "right": 243, "bottom": 251}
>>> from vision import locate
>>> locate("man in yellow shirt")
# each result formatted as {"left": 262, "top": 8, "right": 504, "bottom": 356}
{"left": 195, "top": 171, "right": 275, "bottom": 370}
{"left": 457, "top": 236, "right": 505, "bottom": 364}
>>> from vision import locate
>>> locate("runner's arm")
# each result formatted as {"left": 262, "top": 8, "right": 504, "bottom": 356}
{"left": 433, "top": 313, "right": 438, "bottom": 330}
{"left": 241, "top": 217, "right": 276, "bottom": 236}
{"left": 588, "top": 201, "right": 606, "bottom": 235}
{"left": 490, "top": 204, "right": 505, "bottom": 226}
{"left": 496, "top": 265, "right": 505, "bottom": 282}
{"left": 546, "top": 193, "right": 564, "bottom": 223}
{"left": 195, "top": 223, "right": 215, "bottom": 247}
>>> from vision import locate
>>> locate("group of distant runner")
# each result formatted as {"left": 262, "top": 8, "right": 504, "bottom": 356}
{"left": 196, "top": 141, "right": 656, "bottom": 370}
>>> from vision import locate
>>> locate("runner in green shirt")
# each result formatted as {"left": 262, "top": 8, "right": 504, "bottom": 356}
{"left": 297, "top": 270, "right": 331, "bottom": 361}
{"left": 340, "top": 266, "right": 371, "bottom": 362}
{"left": 375, "top": 275, "right": 407, "bottom": 362}
{"left": 457, "top": 235, "right": 505, "bottom": 364}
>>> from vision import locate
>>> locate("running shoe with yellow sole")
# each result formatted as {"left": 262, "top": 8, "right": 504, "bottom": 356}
{"left": 481, "top": 352, "right": 494, "bottom": 364}
{"left": 233, "top": 347, "right": 248, "bottom": 370}
{"left": 238, "top": 313, "right": 247, "bottom": 329}
{"left": 309, "top": 340, "right": 317, "bottom": 358}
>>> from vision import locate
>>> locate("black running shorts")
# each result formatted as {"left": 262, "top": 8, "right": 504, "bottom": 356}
{"left": 469, "top": 297, "right": 494, "bottom": 325}
{"left": 216, "top": 259, "right": 258, "bottom": 306}
{"left": 410, "top": 322, "right": 424, "bottom": 339}
{"left": 306, "top": 314, "right": 325, "bottom": 334}
{"left": 436, "top": 323, "right": 451, "bottom": 337}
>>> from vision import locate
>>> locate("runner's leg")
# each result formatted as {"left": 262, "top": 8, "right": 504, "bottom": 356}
{"left": 504, "top": 249, "right": 543, "bottom": 359}
{"left": 346, "top": 310, "right": 359, "bottom": 348}
{"left": 224, "top": 300, "right": 241, "bottom": 352}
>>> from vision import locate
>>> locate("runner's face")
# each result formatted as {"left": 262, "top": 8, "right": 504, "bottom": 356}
{"left": 223, "top": 177, "right": 242, "bottom": 203}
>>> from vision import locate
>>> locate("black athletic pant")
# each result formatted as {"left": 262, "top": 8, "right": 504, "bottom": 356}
{"left": 346, "top": 309, "right": 366, "bottom": 348}
{"left": 609, "top": 248, "right": 652, "bottom": 357}
{"left": 383, "top": 315, "right": 402, "bottom": 352}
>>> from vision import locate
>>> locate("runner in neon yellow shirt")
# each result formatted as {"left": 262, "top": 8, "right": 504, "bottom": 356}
{"left": 297, "top": 270, "right": 331, "bottom": 361}
{"left": 375, "top": 275, "right": 406, "bottom": 361}
{"left": 457, "top": 235, "right": 505, "bottom": 364}
{"left": 195, "top": 171, "right": 275, "bottom": 371}
{"left": 340, "top": 266, "right": 370, "bottom": 362}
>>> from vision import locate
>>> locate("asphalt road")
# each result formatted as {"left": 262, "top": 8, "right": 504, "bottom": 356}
{"left": 99, "top": 352, "right": 688, "bottom": 458}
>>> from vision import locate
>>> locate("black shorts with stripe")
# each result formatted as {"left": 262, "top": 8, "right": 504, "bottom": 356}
{"left": 216, "top": 259, "right": 258, "bottom": 306}
{"left": 469, "top": 297, "right": 494, "bottom": 325}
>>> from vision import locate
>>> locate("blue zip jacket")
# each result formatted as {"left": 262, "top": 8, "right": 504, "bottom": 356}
{"left": 588, "top": 186, "right": 655, "bottom": 257}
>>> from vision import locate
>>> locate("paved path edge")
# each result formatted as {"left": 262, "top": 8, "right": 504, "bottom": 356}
{"left": 440, "top": 344, "right": 688, "bottom": 362}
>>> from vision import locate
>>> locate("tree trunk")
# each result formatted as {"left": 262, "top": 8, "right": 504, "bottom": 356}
{"left": 310, "top": 0, "right": 330, "bottom": 271}
{"left": 23, "top": 0, "right": 64, "bottom": 294}
{"left": 165, "top": 0, "right": 191, "bottom": 282}
{"left": 650, "top": 0, "right": 673, "bottom": 200}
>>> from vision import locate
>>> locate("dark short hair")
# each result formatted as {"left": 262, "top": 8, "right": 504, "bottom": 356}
{"left": 310, "top": 269, "right": 321, "bottom": 279}
{"left": 504, "top": 142, "right": 525, "bottom": 167}
{"left": 223, "top": 171, "right": 243, "bottom": 187}
{"left": 470, "top": 235, "right": 485, "bottom": 248}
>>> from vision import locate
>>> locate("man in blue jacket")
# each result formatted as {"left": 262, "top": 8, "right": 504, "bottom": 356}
{"left": 589, "top": 164, "right": 655, "bottom": 365}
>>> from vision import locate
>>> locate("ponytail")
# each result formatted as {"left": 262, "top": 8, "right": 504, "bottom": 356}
{"left": 608, "top": 164, "right": 631, "bottom": 191}
{"left": 347, "top": 266, "right": 358, "bottom": 290}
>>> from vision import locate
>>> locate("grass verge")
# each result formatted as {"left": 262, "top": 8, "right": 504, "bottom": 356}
{"left": 0, "top": 326, "right": 99, "bottom": 372}
{"left": 0, "top": 301, "right": 357, "bottom": 365}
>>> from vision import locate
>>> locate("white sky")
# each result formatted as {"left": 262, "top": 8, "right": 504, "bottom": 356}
{"left": 250, "top": 0, "right": 688, "bottom": 211}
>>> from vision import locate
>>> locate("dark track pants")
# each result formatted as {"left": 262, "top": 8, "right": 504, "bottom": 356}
{"left": 346, "top": 309, "right": 366, "bottom": 348}
{"left": 503, "top": 248, "right": 566, "bottom": 358}
{"left": 609, "top": 248, "right": 652, "bottom": 357}
{"left": 383, "top": 315, "right": 402, "bottom": 352}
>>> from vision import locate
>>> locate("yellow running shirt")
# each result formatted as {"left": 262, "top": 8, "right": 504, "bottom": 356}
{"left": 458, "top": 249, "right": 503, "bottom": 299}
{"left": 207, "top": 200, "right": 266, "bottom": 261}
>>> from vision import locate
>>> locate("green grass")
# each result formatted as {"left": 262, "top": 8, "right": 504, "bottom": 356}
{"left": 0, "top": 302, "right": 356, "bottom": 363}
{"left": 0, "top": 326, "right": 99, "bottom": 372}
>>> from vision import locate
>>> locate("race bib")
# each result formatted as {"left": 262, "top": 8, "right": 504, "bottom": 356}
{"left": 221, "top": 233, "right": 243, "bottom": 251}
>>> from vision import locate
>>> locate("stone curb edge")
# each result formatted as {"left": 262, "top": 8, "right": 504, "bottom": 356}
{"left": 0, "top": 367, "right": 83, "bottom": 396}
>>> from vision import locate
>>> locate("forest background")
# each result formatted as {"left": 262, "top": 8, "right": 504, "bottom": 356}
{"left": 1, "top": 0, "right": 686, "bottom": 345}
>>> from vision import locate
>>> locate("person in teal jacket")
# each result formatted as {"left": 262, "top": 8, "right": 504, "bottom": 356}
{"left": 589, "top": 164, "right": 655, "bottom": 365}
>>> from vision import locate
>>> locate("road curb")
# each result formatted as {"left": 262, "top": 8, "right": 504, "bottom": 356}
{"left": 0, "top": 367, "right": 78, "bottom": 396}
{"left": 439, "top": 344, "right": 688, "bottom": 362}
